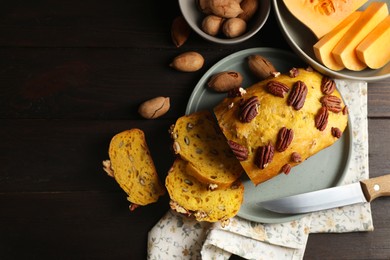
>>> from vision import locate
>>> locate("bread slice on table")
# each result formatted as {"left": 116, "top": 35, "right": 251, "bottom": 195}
{"left": 166, "top": 158, "right": 244, "bottom": 224}
{"left": 102, "top": 128, "right": 165, "bottom": 210}
{"left": 214, "top": 68, "right": 349, "bottom": 185}
{"left": 169, "top": 110, "right": 244, "bottom": 189}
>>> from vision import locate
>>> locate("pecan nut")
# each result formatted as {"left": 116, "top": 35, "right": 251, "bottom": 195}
{"left": 228, "top": 140, "right": 248, "bottom": 161}
{"left": 227, "top": 87, "right": 246, "bottom": 98}
{"left": 291, "top": 152, "right": 302, "bottom": 163}
{"left": 287, "top": 80, "right": 308, "bottom": 110}
{"left": 342, "top": 105, "right": 349, "bottom": 115}
{"left": 239, "top": 96, "right": 259, "bottom": 123}
{"left": 265, "top": 80, "right": 290, "bottom": 97}
{"left": 321, "top": 76, "right": 336, "bottom": 94}
{"left": 320, "top": 95, "right": 342, "bottom": 113}
{"left": 281, "top": 164, "right": 292, "bottom": 174}
{"left": 331, "top": 127, "right": 342, "bottom": 138}
{"left": 289, "top": 67, "right": 299, "bottom": 78}
{"left": 255, "top": 143, "right": 274, "bottom": 169}
{"left": 315, "top": 107, "right": 329, "bottom": 131}
{"left": 276, "top": 127, "right": 294, "bottom": 152}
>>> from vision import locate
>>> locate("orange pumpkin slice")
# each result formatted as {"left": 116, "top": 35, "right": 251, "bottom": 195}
{"left": 356, "top": 16, "right": 390, "bottom": 69}
{"left": 332, "top": 2, "right": 389, "bottom": 71}
{"left": 283, "top": 0, "right": 369, "bottom": 39}
{"left": 313, "top": 11, "right": 362, "bottom": 71}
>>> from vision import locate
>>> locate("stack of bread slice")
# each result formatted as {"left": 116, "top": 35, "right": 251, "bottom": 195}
{"left": 166, "top": 110, "right": 245, "bottom": 224}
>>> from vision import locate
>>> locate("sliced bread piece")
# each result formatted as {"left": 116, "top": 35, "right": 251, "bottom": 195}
{"left": 103, "top": 128, "right": 165, "bottom": 209}
{"left": 169, "top": 110, "right": 244, "bottom": 189}
{"left": 166, "top": 158, "right": 244, "bottom": 223}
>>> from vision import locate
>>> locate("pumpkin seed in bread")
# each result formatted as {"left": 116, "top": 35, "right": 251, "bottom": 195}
{"left": 213, "top": 68, "right": 349, "bottom": 185}
{"left": 170, "top": 110, "right": 244, "bottom": 189}
{"left": 166, "top": 158, "right": 244, "bottom": 223}
{"left": 103, "top": 128, "right": 165, "bottom": 209}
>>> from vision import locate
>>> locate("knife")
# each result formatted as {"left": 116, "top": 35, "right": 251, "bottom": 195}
{"left": 259, "top": 174, "right": 390, "bottom": 214}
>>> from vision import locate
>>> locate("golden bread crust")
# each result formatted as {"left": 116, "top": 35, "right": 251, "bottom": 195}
{"left": 213, "top": 68, "right": 348, "bottom": 185}
{"left": 165, "top": 158, "right": 244, "bottom": 222}
{"left": 170, "top": 110, "right": 244, "bottom": 188}
{"left": 108, "top": 128, "right": 165, "bottom": 205}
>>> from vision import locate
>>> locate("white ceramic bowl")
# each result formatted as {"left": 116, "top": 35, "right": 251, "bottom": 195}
{"left": 178, "top": 0, "right": 271, "bottom": 45}
{"left": 273, "top": 0, "right": 390, "bottom": 82}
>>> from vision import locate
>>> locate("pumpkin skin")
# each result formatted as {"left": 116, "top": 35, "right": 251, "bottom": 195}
{"left": 283, "top": 0, "right": 369, "bottom": 39}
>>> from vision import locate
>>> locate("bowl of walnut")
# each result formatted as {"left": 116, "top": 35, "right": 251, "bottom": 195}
{"left": 178, "top": 0, "right": 271, "bottom": 44}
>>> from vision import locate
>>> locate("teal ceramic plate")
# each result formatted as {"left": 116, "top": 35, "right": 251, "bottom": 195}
{"left": 185, "top": 47, "right": 352, "bottom": 223}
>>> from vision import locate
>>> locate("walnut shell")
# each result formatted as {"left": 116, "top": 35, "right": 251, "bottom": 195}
{"left": 237, "top": 0, "right": 258, "bottom": 21}
{"left": 201, "top": 15, "right": 224, "bottom": 36}
{"left": 209, "top": 0, "right": 243, "bottom": 18}
{"left": 222, "top": 17, "right": 246, "bottom": 38}
{"left": 197, "top": 0, "right": 213, "bottom": 14}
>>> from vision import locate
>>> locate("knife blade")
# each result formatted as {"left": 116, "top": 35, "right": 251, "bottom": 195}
{"left": 258, "top": 174, "right": 390, "bottom": 214}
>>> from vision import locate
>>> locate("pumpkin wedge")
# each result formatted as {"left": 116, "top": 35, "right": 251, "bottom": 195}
{"left": 313, "top": 11, "right": 362, "bottom": 71}
{"left": 332, "top": 2, "right": 389, "bottom": 71}
{"left": 356, "top": 16, "right": 390, "bottom": 69}
{"left": 283, "top": 0, "right": 368, "bottom": 39}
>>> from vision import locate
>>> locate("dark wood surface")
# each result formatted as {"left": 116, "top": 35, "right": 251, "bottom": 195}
{"left": 1, "top": 1, "right": 389, "bottom": 259}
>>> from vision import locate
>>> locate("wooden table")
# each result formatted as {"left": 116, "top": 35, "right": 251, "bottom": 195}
{"left": 1, "top": 1, "right": 389, "bottom": 259}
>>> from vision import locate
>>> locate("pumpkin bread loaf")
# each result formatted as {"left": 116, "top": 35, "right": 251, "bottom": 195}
{"left": 169, "top": 110, "right": 244, "bottom": 189}
{"left": 102, "top": 128, "right": 165, "bottom": 209}
{"left": 166, "top": 158, "right": 244, "bottom": 223}
{"left": 213, "top": 68, "right": 349, "bottom": 185}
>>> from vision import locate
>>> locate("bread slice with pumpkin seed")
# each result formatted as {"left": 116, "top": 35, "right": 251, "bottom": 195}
{"left": 169, "top": 110, "right": 244, "bottom": 189}
{"left": 166, "top": 158, "right": 244, "bottom": 223}
{"left": 102, "top": 128, "right": 165, "bottom": 210}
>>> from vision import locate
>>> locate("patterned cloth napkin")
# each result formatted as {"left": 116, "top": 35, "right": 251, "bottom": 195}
{"left": 147, "top": 80, "right": 373, "bottom": 260}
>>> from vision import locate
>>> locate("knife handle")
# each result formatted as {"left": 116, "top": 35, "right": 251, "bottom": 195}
{"left": 360, "top": 174, "right": 390, "bottom": 202}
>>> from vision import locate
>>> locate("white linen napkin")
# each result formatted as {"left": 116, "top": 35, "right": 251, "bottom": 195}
{"left": 147, "top": 80, "right": 373, "bottom": 260}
